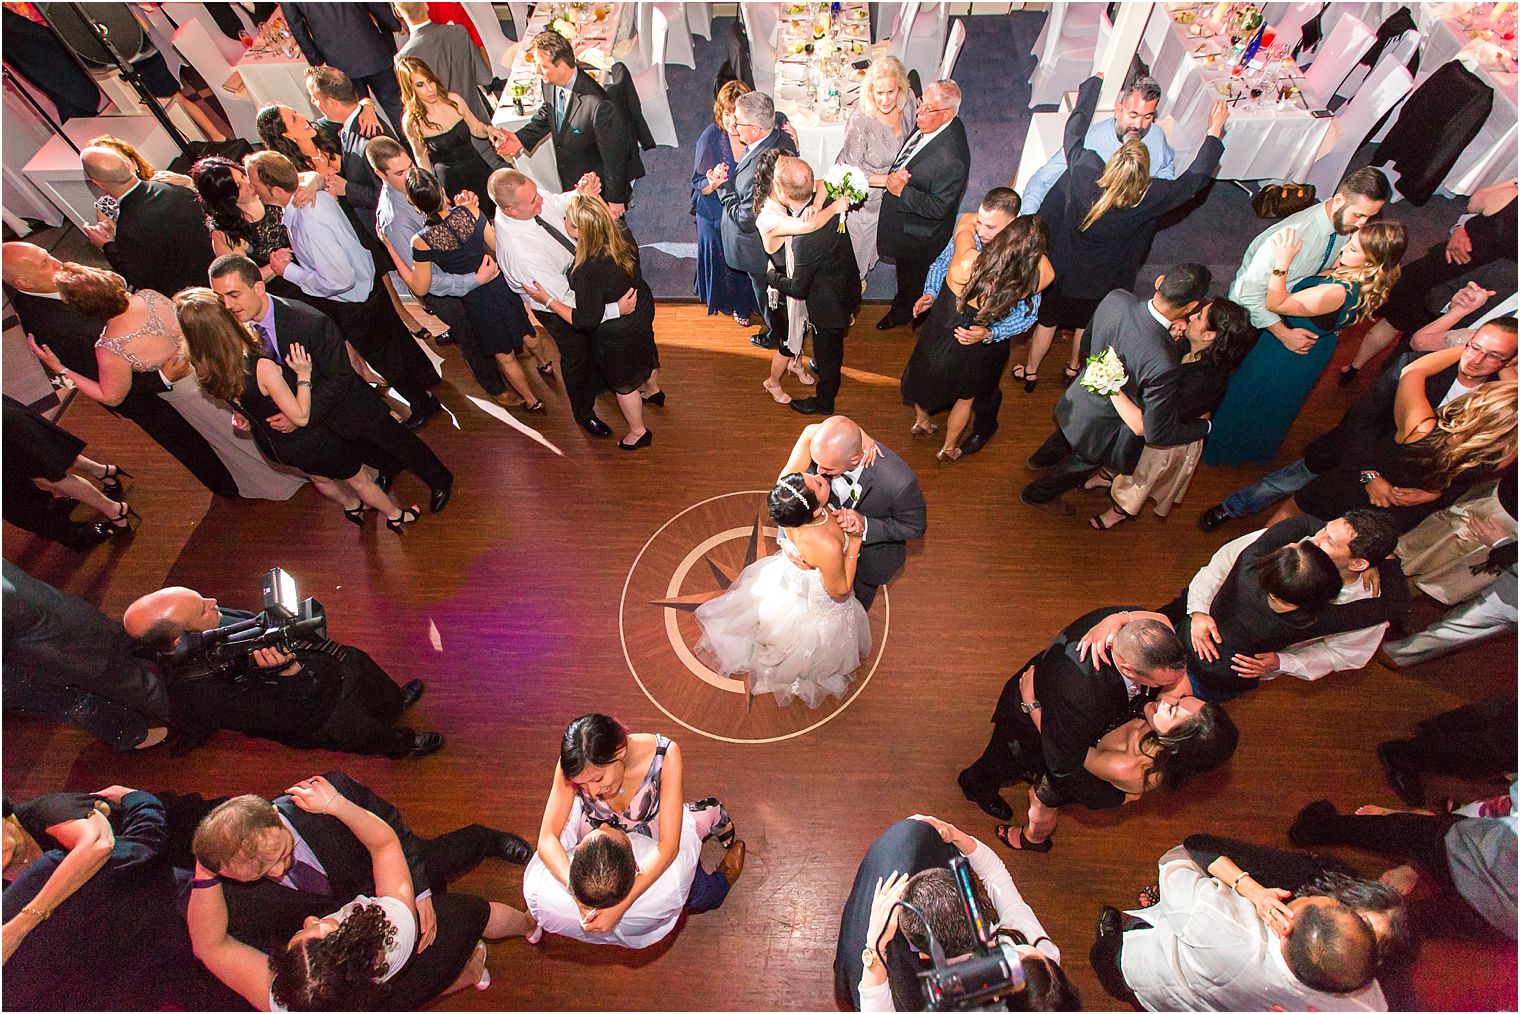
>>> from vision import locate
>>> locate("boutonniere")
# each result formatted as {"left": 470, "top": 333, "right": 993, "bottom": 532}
{"left": 847, "top": 482, "right": 863, "bottom": 504}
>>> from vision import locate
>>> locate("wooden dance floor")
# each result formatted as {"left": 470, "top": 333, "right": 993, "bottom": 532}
{"left": 4, "top": 304, "right": 1515, "bottom": 1010}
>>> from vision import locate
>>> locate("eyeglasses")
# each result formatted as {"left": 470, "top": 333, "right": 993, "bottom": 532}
{"left": 918, "top": 105, "right": 952, "bottom": 115}
{"left": 1467, "top": 345, "right": 1514, "bottom": 364}
{"left": 734, "top": 121, "right": 766, "bottom": 130}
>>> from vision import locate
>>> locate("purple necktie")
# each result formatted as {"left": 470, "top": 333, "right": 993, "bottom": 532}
{"left": 252, "top": 322, "right": 278, "bottom": 359}
{"left": 286, "top": 860, "right": 332, "bottom": 896}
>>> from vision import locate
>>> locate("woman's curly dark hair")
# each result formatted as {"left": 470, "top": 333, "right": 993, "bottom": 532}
{"left": 961, "top": 214, "right": 1048, "bottom": 327}
{"left": 269, "top": 902, "right": 397, "bottom": 1011}
{"left": 256, "top": 106, "right": 343, "bottom": 173}
{"left": 751, "top": 147, "right": 787, "bottom": 219}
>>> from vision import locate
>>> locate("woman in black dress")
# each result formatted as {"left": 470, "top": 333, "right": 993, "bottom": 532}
{"left": 177, "top": 290, "right": 422, "bottom": 533}
{"left": 192, "top": 156, "right": 303, "bottom": 300}
{"left": 1293, "top": 349, "right": 1517, "bottom": 534}
{"left": 526, "top": 196, "right": 664, "bottom": 451}
{"left": 399, "top": 167, "right": 549, "bottom": 410}
{"left": 397, "top": 56, "right": 506, "bottom": 218}
{"left": 1021, "top": 75, "right": 1228, "bottom": 389}
{"left": 1, "top": 394, "right": 136, "bottom": 538}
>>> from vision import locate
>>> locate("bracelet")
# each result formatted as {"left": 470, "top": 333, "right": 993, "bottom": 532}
{"left": 190, "top": 875, "right": 223, "bottom": 889}
{"left": 297, "top": 379, "right": 312, "bottom": 387}
{"left": 20, "top": 905, "right": 51, "bottom": 920}
{"left": 1230, "top": 871, "right": 1251, "bottom": 892}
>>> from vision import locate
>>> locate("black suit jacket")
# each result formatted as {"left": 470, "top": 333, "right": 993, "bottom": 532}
{"left": 319, "top": 109, "right": 398, "bottom": 230}
{"left": 102, "top": 180, "right": 216, "bottom": 298}
{"left": 877, "top": 118, "right": 971, "bottom": 260}
{"left": 834, "top": 818, "right": 959, "bottom": 1011}
{"left": 269, "top": 295, "right": 388, "bottom": 435}
{"left": 281, "top": 2, "right": 401, "bottom": 81}
{"left": 1055, "top": 291, "right": 1208, "bottom": 473}
{"left": 765, "top": 212, "right": 861, "bottom": 328}
{"left": 220, "top": 771, "right": 432, "bottom": 945}
{"left": 717, "top": 127, "right": 797, "bottom": 274}
{"left": 516, "top": 69, "right": 644, "bottom": 204}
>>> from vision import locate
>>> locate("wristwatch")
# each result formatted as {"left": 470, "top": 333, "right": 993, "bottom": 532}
{"left": 1020, "top": 700, "right": 1041, "bottom": 714}
{"left": 1359, "top": 470, "right": 1380, "bottom": 485}
{"left": 1270, "top": 267, "right": 1289, "bottom": 276}
{"left": 861, "top": 946, "right": 882, "bottom": 971}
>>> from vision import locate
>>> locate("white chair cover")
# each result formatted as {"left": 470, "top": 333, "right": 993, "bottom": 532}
{"left": 656, "top": 2, "right": 695, "bottom": 68}
{"left": 630, "top": 7, "right": 677, "bottom": 147}
{"left": 1029, "top": 2, "right": 1102, "bottom": 108}
{"left": 936, "top": 18, "right": 967, "bottom": 82}
{"left": 171, "top": 17, "right": 262, "bottom": 139}
{"left": 894, "top": 1, "right": 949, "bottom": 86}
{"left": 616, "top": 2, "right": 658, "bottom": 77}
{"left": 462, "top": 2, "right": 513, "bottom": 70}
{"left": 687, "top": 1, "right": 713, "bottom": 40}
{"left": 1302, "top": 13, "right": 1375, "bottom": 104}
{"left": 506, "top": 3, "right": 532, "bottom": 40}
{"left": 1306, "top": 58, "right": 1412, "bottom": 194}
{"left": 739, "top": 2, "right": 778, "bottom": 94}
{"left": 161, "top": 2, "right": 249, "bottom": 63}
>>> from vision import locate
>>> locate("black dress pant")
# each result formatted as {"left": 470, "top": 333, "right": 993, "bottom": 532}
{"left": 535, "top": 310, "right": 603, "bottom": 423}
{"left": 320, "top": 286, "right": 441, "bottom": 411}
{"left": 1380, "top": 241, "right": 1515, "bottom": 334}
{"left": 328, "top": 384, "right": 451, "bottom": 492}
{"left": 960, "top": 714, "right": 1045, "bottom": 797}
{"left": 889, "top": 246, "right": 934, "bottom": 320}
{"left": 812, "top": 325, "right": 846, "bottom": 411}
{"left": 355, "top": 69, "right": 408, "bottom": 147}
{"left": 1022, "top": 429, "right": 1102, "bottom": 503}
{"left": 305, "top": 648, "right": 414, "bottom": 757}
{"left": 968, "top": 385, "right": 1002, "bottom": 442}
{"left": 428, "top": 294, "right": 506, "bottom": 397}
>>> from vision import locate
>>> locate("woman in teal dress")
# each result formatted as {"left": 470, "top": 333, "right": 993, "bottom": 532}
{"left": 1204, "top": 220, "right": 1406, "bottom": 466}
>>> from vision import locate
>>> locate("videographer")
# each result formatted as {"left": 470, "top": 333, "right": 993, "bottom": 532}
{"left": 122, "top": 585, "right": 443, "bottom": 758}
{"left": 839, "top": 815, "right": 1078, "bottom": 1012}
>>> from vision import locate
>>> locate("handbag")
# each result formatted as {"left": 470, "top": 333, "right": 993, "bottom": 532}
{"left": 1252, "top": 183, "right": 1317, "bottom": 219}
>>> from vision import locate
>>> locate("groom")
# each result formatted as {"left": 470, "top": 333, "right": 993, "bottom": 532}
{"left": 793, "top": 416, "right": 926, "bottom": 608}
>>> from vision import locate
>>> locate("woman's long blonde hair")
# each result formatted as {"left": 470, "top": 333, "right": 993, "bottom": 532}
{"left": 1080, "top": 140, "right": 1151, "bottom": 231}
{"left": 1422, "top": 379, "right": 1518, "bottom": 488}
{"left": 567, "top": 195, "right": 637, "bottom": 278}
{"left": 397, "top": 56, "right": 463, "bottom": 135}
{"left": 1328, "top": 220, "right": 1407, "bottom": 324}
{"left": 176, "top": 288, "right": 262, "bottom": 403}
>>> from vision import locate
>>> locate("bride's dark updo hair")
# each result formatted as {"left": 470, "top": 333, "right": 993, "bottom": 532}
{"left": 769, "top": 473, "right": 818, "bottom": 528}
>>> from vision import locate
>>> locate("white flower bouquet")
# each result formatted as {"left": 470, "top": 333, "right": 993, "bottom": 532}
{"left": 551, "top": 17, "right": 577, "bottom": 40}
{"left": 1080, "top": 346, "right": 1129, "bottom": 397}
{"left": 823, "top": 163, "right": 869, "bottom": 232}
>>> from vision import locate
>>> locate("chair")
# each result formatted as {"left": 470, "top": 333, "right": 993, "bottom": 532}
{"left": 1306, "top": 58, "right": 1412, "bottom": 194}
{"left": 1029, "top": 3, "right": 1104, "bottom": 108}
{"left": 739, "top": 3, "right": 778, "bottom": 94}
{"left": 160, "top": 2, "right": 248, "bottom": 63}
{"left": 615, "top": 2, "right": 658, "bottom": 77}
{"left": 688, "top": 2, "right": 713, "bottom": 40}
{"left": 462, "top": 2, "right": 513, "bottom": 69}
{"left": 627, "top": 6, "right": 677, "bottom": 147}
{"left": 1302, "top": 13, "right": 1375, "bottom": 105}
{"left": 936, "top": 18, "right": 966, "bottom": 82}
{"left": 1266, "top": 2, "right": 1322, "bottom": 56}
{"left": 656, "top": 2, "right": 695, "bottom": 68}
{"left": 170, "top": 17, "right": 261, "bottom": 139}
{"left": 893, "top": 1, "right": 950, "bottom": 86}
{"left": 506, "top": 3, "right": 532, "bottom": 41}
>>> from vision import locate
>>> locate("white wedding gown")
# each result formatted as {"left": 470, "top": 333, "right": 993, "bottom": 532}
{"left": 695, "top": 552, "right": 871, "bottom": 709}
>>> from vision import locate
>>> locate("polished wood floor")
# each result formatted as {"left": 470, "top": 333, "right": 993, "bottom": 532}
{"left": 4, "top": 304, "right": 1515, "bottom": 1011}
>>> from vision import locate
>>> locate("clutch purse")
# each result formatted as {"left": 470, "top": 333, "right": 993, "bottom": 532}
{"left": 1251, "top": 183, "right": 1316, "bottom": 219}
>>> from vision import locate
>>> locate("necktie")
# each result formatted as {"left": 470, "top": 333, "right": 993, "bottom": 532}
{"left": 555, "top": 87, "right": 568, "bottom": 130}
{"left": 252, "top": 322, "right": 277, "bottom": 359}
{"left": 1315, "top": 231, "right": 1337, "bottom": 273}
{"left": 889, "top": 131, "right": 923, "bottom": 173}
{"left": 535, "top": 215, "right": 577, "bottom": 256}
{"left": 286, "top": 859, "right": 332, "bottom": 897}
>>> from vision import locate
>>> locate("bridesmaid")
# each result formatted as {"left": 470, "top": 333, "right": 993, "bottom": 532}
{"left": 1204, "top": 221, "right": 1406, "bottom": 466}
{"left": 692, "top": 81, "right": 761, "bottom": 325}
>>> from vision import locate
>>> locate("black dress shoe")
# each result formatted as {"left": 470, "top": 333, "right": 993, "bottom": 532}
{"left": 434, "top": 329, "right": 455, "bottom": 346}
{"left": 581, "top": 415, "right": 613, "bottom": 437}
{"left": 375, "top": 472, "right": 394, "bottom": 493}
{"left": 807, "top": 357, "right": 818, "bottom": 371}
{"left": 403, "top": 397, "right": 443, "bottom": 431}
{"left": 489, "top": 830, "right": 532, "bottom": 864}
{"left": 1197, "top": 504, "right": 1235, "bottom": 532}
{"left": 876, "top": 311, "right": 908, "bottom": 331}
{"left": 1287, "top": 800, "right": 1339, "bottom": 846}
{"left": 749, "top": 330, "right": 778, "bottom": 350}
{"left": 960, "top": 430, "right": 994, "bottom": 456}
{"left": 789, "top": 397, "right": 829, "bottom": 416}
{"left": 641, "top": 390, "right": 666, "bottom": 407}
{"left": 429, "top": 479, "right": 453, "bottom": 513}
{"left": 1377, "top": 741, "right": 1426, "bottom": 807}
{"left": 400, "top": 679, "right": 425, "bottom": 709}
{"left": 406, "top": 731, "right": 445, "bottom": 758}
{"left": 957, "top": 770, "right": 1013, "bottom": 820}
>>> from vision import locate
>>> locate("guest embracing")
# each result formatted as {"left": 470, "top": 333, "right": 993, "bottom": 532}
{"left": 77, "top": 145, "right": 215, "bottom": 298}
{"left": 526, "top": 196, "right": 663, "bottom": 450}
{"left": 192, "top": 156, "right": 304, "bottom": 299}
{"left": 835, "top": 55, "right": 917, "bottom": 287}
{"left": 398, "top": 55, "right": 506, "bottom": 216}
{"left": 693, "top": 81, "right": 762, "bottom": 325}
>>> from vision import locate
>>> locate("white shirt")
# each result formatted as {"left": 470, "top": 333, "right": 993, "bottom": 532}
{"left": 1185, "top": 529, "right": 1388, "bottom": 681}
{"left": 859, "top": 837, "right": 1060, "bottom": 1012}
{"left": 522, "top": 799, "right": 700, "bottom": 949}
{"left": 268, "top": 894, "right": 415, "bottom": 1011}
{"left": 491, "top": 188, "right": 620, "bottom": 320}
{"left": 1120, "top": 847, "right": 1387, "bottom": 1012}
{"left": 281, "top": 191, "right": 375, "bottom": 303}
{"left": 1228, "top": 202, "right": 1345, "bottom": 330}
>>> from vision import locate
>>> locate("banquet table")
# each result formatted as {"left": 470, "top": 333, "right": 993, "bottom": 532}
{"left": 770, "top": 3, "right": 888, "bottom": 169}
{"left": 1141, "top": 3, "right": 1333, "bottom": 182}
{"left": 490, "top": 3, "right": 634, "bottom": 191}
{"left": 234, "top": 12, "right": 319, "bottom": 119}
{"left": 1412, "top": 4, "right": 1519, "bottom": 197}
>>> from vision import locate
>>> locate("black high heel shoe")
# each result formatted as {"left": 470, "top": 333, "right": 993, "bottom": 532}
{"left": 1010, "top": 365, "right": 1038, "bottom": 393}
{"left": 93, "top": 502, "right": 140, "bottom": 537}
{"left": 343, "top": 504, "right": 366, "bottom": 526}
{"left": 641, "top": 390, "right": 666, "bottom": 408}
{"left": 100, "top": 464, "right": 132, "bottom": 502}
{"left": 386, "top": 505, "right": 421, "bottom": 533}
{"left": 618, "top": 430, "right": 653, "bottom": 451}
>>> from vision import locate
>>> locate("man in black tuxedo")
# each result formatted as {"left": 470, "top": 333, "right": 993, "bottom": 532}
{"left": 834, "top": 817, "right": 960, "bottom": 1011}
{"left": 1023, "top": 265, "right": 1212, "bottom": 516}
{"left": 791, "top": 416, "right": 927, "bottom": 608}
{"left": 497, "top": 30, "right": 643, "bottom": 216}
{"left": 876, "top": 80, "right": 971, "bottom": 330}
{"left": 209, "top": 255, "right": 454, "bottom": 513}
{"left": 188, "top": 771, "right": 530, "bottom": 950}
{"left": 710, "top": 90, "right": 797, "bottom": 348}
{"left": 3, "top": 243, "right": 237, "bottom": 497}
{"left": 78, "top": 146, "right": 215, "bottom": 297}
{"left": 766, "top": 156, "right": 860, "bottom": 416}
{"left": 282, "top": 1, "right": 407, "bottom": 135}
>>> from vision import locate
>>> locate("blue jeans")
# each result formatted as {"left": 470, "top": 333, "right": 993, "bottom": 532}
{"left": 3, "top": 676, "right": 151, "bottom": 750}
{"left": 685, "top": 863, "right": 731, "bottom": 914}
{"left": 1222, "top": 458, "right": 1317, "bottom": 518}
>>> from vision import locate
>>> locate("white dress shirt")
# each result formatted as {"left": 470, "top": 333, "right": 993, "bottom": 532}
{"left": 859, "top": 837, "right": 1060, "bottom": 1012}
{"left": 491, "top": 188, "right": 620, "bottom": 320}
{"left": 1121, "top": 846, "right": 1387, "bottom": 1012}
{"left": 1185, "top": 529, "right": 1388, "bottom": 681}
{"left": 281, "top": 191, "right": 375, "bottom": 303}
{"left": 1228, "top": 202, "right": 1346, "bottom": 330}
{"left": 522, "top": 799, "right": 699, "bottom": 949}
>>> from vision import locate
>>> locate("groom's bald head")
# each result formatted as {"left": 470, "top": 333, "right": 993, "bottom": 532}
{"left": 812, "top": 416, "right": 864, "bottom": 476}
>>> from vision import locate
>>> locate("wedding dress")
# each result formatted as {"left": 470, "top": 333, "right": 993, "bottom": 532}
{"left": 695, "top": 550, "right": 871, "bottom": 709}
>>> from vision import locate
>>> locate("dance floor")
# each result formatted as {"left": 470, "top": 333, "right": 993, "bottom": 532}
{"left": 4, "top": 304, "right": 1515, "bottom": 1011}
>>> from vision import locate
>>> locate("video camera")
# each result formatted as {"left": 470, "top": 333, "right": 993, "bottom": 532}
{"left": 170, "top": 568, "right": 327, "bottom": 683}
{"left": 910, "top": 855, "right": 1026, "bottom": 1012}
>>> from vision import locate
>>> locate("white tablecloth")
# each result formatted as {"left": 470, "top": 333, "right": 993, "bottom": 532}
{"left": 234, "top": 15, "right": 319, "bottom": 120}
{"left": 770, "top": 3, "right": 881, "bottom": 169}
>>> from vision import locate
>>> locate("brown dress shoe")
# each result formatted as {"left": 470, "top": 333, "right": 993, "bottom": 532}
{"left": 718, "top": 839, "right": 746, "bottom": 887}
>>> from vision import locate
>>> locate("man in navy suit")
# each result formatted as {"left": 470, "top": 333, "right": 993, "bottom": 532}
{"left": 282, "top": 2, "right": 406, "bottom": 135}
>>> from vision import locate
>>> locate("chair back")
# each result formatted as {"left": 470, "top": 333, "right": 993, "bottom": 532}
{"left": 656, "top": 1, "right": 695, "bottom": 68}
{"left": 462, "top": 2, "right": 513, "bottom": 69}
{"left": 687, "top": 1, "right": 713, "bottom": 40}
{"left": 937, "top": 18, "right": 967, "bottom": 81}
{"left": 1306, "top": 58, "right": 1412, "bottom": 193}
{"left": 739, "top": 2, "right": 777, "bottom": 92}
{"left": 1303, "top": 13, "right": 1375, "bottom": 104}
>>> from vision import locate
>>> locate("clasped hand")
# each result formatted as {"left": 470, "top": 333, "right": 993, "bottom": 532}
{"left": 834, "top": 507, "right": 864, "bottom": 535}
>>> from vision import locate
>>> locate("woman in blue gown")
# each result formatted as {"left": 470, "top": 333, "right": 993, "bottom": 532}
{"left": 692, "top": 82, "right": 759, "bottom": 325}
{"left": 1204, "top": 220, "right": 1406, "bottom": 466}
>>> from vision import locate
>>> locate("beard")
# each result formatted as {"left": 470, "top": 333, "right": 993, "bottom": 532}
{"left": 1115, "top": 123, "right": 1146, "bottom": 143}
{"left": 1330, "top": 205, "right": 1358, "bottom": 235}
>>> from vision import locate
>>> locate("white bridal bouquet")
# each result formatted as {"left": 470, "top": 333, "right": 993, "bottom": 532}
{"left": 1081, "top": 347, "right": 1129, "bottom": 397}
{"left": 823, "top": 163, "right": 870, "bottom": 232}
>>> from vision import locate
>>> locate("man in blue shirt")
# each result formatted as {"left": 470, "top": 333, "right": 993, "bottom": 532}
{"left": 1021, "top": 75, "right": 1175, "bottom": 216}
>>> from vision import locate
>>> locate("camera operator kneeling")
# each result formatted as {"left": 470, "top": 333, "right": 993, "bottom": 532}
{"left": 123, "top": 587, "right": 443, "bottom": 758}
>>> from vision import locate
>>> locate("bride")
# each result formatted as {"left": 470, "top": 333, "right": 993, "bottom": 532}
{"left": 695, "top": 473, "right": 871, "bottom": 708}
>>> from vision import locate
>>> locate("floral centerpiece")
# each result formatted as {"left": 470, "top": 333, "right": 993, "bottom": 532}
{"left": 822, "top": 164, "right": 869, "bottom": 232}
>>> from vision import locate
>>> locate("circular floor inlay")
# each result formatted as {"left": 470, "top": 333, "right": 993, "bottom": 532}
{"left": 619, "top": 491, "right": 889, "bottom": 743}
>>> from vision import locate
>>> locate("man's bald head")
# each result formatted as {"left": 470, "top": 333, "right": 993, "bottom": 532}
{"left": 122, "top": 587, "right": 220, "bottom": 651}
{"left": 775, "top": 155, "right": 815, "bottom": 204}
{"left": 80, "top": 146, "right": 137, "bottom": 193}
{"left": 811, "top": 415, "right": 865, "bottom": 476}
{"left": 2, "top": 242, "right": 62, "bottom": 293}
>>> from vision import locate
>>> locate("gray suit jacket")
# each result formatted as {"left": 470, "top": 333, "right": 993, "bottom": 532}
{"left": 815, "top": 445, "right": 927, "bottom": 588}
{"left": 397, "top": 21, "right": 491, "bottom": 121}
{"left": 1054, "top": 291, "right": 1209, "bottom": 473}
{"left": 716, "top": 127, "right": 796, "bottom": 274}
